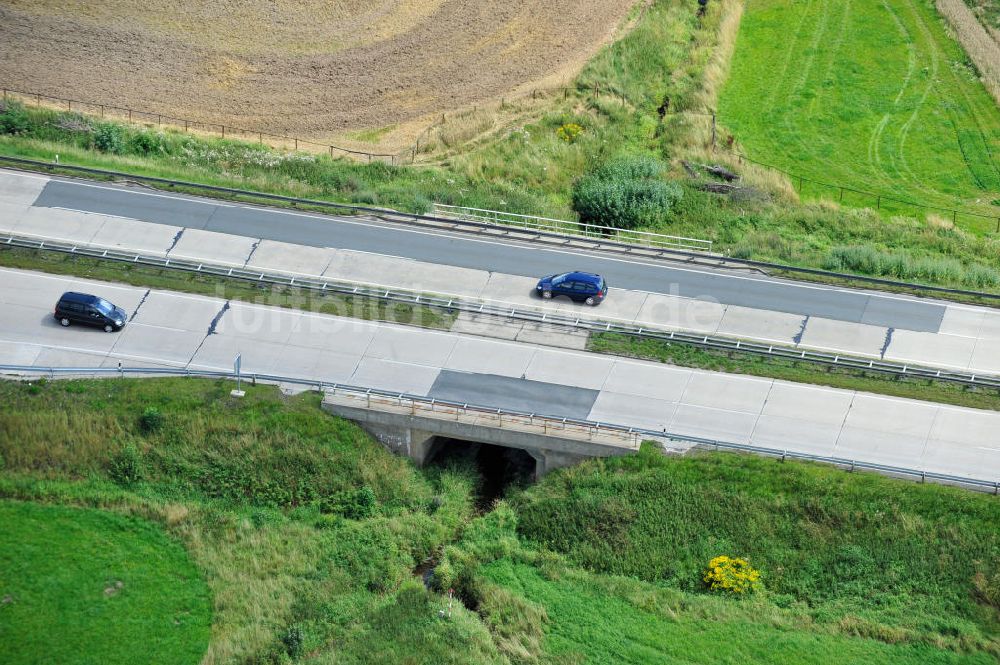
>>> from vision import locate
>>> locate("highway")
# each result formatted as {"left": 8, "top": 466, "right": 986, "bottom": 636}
{"left": 1, "top": 266, "right": 997, "bottom": 482}
{"left": 20, "top": 170, "right": 947, "bottom": 332}
{"left": 4, "top": 170, "right": 1000, "bottom": 376}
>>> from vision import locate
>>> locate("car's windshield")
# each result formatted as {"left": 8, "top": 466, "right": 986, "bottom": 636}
{"left": 95, "top": 299, "right": 116, "bottom": 316}
{"left": 551, "top": 273, "right": 570, "bottom": 285}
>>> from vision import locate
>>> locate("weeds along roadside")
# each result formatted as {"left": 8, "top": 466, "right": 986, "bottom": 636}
{"left": 6, "top": 245, "right": 1000, "bottom": 414}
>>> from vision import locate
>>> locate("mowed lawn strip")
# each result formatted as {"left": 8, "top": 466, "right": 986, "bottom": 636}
{"left": 720, "top": 0, "right": 1000, "bottom": 223}
{"left": 0, "top": 500, "right": 211, "bottom": 665}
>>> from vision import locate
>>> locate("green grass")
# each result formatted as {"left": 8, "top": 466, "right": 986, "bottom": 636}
{"left": 510, "top": 446, "right": 1000, "bottom": 656}
{"left": 0, "top": 246, "right": 457, "bottom": 330}
{"left": 588, "top": 332, "right": 1000, "bottom": 411}
{"left": 0, "top": 500, "right": 211, "bottom": 665}
{"left": 3, "top": 378, "right": 1000, "bottom": 663}
{"left": 479, "top": 559, "right": 994, "bottom": 664}
{"left": 719, "top": 0, "right": 1000, "bottom": 226}
{"left": 0, "top": 377, "right": 482, "bottom": 663}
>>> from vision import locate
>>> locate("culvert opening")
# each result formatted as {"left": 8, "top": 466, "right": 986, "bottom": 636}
{"left": 425, "top": 438, "right": 536, "bottom": 508}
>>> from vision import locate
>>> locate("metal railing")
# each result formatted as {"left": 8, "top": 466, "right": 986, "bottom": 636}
{"left": 5, "top": 155, "right": 1000, "bottom": 305}
{"left": 5, "top": 231, "right": 1000, "bottom": 391}
{"left": 432, "top": 204, "right": 713, "bottom": 252}
{"left": 326, "top": 390, "right": 640, "bottom": 449}
{"left": 0, "top": 364, "right": 995, "bottom": 493}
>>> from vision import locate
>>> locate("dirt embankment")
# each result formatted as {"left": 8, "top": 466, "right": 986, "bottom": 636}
{"left": 0, "top": 0, "right": 636, "bottom": 149}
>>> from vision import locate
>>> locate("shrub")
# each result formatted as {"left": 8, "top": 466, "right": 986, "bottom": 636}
{"left": 93, "top": 122, "right": 126, "bottom": 154}
{"left": 571, "top": 155, "right": 682, "bottom": 230}
{"left": 108, "top": 441, "right": 144, "bottom": 487}
{"left": 281, "top": 625, "right": 304, "bottom": 659}
{"left": 556, "top": 122, "right": 584, "bottom": 143}
{"left": 703, "top": 555, "right": 762, "bottom": 594}
{"left": 139, "top": 406, "right": 164, "bottom": 434}
{"left": 0, "top": 100, "right": 31, "bottom": 135}
{"left": 130, "top": 130, "right": 167, "bottom": 156}
{"left": 321, "top": 486, "right": 378, "bottom": 520}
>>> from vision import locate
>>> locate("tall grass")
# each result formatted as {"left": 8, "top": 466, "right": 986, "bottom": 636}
{"left": 0, "top": 377, "right": 483, "bottom": 663}
{"left": 512, "top": 445, "right": 1000, "bottom": 657}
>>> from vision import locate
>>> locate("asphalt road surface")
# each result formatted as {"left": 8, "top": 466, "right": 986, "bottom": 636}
{"left": 0, "top": 267, "right": 996, "bottom": 482}
{"left": 31, "top": 176, "right": 947, "bottom": 332}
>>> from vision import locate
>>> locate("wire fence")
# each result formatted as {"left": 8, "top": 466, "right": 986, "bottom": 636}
{"left": 5, "top": 84, "right": 995, "bottom": 230}
{"left": 0, "top": 364, "right": 995, "bottom": 493}
{"left": 1, "top": 87, "right": 400, "bottom": 164}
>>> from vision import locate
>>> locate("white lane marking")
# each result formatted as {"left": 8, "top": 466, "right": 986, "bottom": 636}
{"left": 2, "top": 171, "right": 49, "bottom": 182}
{"left": 17, "top": 170, "right": 956, "bottom": 309}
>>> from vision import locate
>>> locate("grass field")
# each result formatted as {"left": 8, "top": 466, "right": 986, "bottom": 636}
{"left": 433, "top": 447, "right": 1000, "bottom": 663}
{"left": 719, "top": 0, "right": 1000, "bottom": 226}
{"left": 0, "top": 500, "right": 211, "bottom": 665}
{"left": 3, "top": 378, "right": 999, "bottom": 663}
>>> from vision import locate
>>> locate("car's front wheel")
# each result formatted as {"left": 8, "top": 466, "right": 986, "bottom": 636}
{"left": 541, "top": 290, "right": 553, "bottom": 299}
{"left": 104, "top": 324, "right": 114, "bottom": 333}
{"left": 59, "top": 317, "right": 70, "bottom": 327}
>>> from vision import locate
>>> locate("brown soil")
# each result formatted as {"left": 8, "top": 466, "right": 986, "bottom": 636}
{"left": 0, "top": 1, "right": 636, "bottom": 149}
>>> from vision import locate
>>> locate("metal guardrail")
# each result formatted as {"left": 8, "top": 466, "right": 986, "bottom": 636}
{"left": 4, "top": 155, "right": 1000, "bottom": 304}
{"left": 0, "top": 364, "right": 996, "bottom": 493}
{"left": 5, "top": 231, "right": 1000, "bottom": 391}
{"left": 432, "top": 204, "right": 713, "bottom": 252}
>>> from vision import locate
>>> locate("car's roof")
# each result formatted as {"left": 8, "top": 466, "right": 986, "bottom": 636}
{"left": 563, "top": 271, "right": 603, "bottom": 283}
{"left": 58, "top": 291, "right": 100, "bottom": 304}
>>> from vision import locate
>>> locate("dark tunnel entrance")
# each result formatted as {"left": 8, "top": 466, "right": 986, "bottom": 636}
{"left": 425, "top": 437, "right": 537, "bottom": 508}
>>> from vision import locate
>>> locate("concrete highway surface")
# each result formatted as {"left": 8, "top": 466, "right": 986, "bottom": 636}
{"left": 4, "top": 170, "right": 1000, "bottom": 376}
{"left": 1, "top": 266, "right": 998, "bottom": 482}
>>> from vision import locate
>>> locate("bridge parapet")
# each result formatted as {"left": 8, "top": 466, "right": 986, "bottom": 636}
{"left": 322, "top": 390, "right": 640, "bottom": 477}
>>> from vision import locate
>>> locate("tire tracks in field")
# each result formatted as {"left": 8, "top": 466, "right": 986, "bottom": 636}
{"left": 763, "top": 0, "right": 817, "bottom": 114}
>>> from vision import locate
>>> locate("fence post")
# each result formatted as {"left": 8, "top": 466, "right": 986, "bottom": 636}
{"left": 797, "top": 176, "right": 803, "bottom": 192}
{"left": 67, "top": 100, "right": 71, "bottom": 112}
{"left": 100, "top": 105, "right": 104, "bottom": 119}
{"left": 184, "top": 120, "right": 188, "bottom": 132}
{"left": 996, "top": 217, "right": 999, "bottom": 233}
{"left": 221, "top": 125, "right": 225, "bottom": 139}
{"left": 157, "top": 114, "right": 161, "bottom": 126}
{"left": 128, "top": 109, "right": 132, "bottom": 122}
{"left": 839, "top": 187, "right": 844, "bottom": 202}
{"left": 876, "top": 195, "right": 881, "bottom": 210}
{"left": 294, "top": 138, "right": 298, "bottom": 151}
{"left": 952, "top": 209, "right": 957, "bottom": 224}
{"left": 711, "top": 112, "right": 716, "bottom": 150}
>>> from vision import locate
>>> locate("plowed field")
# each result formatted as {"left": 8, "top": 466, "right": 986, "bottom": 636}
{"left": 0, "top": 0, "right": 634, "bottom": 144}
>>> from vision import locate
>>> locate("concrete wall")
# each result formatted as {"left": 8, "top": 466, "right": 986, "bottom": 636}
{"left": 323, "top": 399, "right": 631, "bottom": 477}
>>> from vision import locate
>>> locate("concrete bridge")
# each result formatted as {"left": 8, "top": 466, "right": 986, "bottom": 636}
{"left": 322, "top": 390, "right": 644, "bottom": 477}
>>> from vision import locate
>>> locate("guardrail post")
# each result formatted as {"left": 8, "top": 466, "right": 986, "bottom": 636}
{"left": 118, "top": 361, "right": 123, "bottom": 379}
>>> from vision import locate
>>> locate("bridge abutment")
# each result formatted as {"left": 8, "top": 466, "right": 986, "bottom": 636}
{"left": 322, "top": 395, "right": 635, "bottom": 478}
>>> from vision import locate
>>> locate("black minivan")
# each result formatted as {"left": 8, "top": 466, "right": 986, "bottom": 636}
{"left": 54, "top": 292, "right": 127, "bottom": 332}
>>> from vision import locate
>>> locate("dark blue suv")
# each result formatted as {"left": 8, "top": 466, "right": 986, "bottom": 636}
{"left": 535, "top": 272, "right": 608, "bottom": 306}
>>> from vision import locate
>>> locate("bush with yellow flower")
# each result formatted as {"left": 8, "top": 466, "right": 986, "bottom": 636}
{"left": 556, "top": 122, "right": 584, "bottom": 143}
{"left": 703, "top": 555, "right": 762, "bottom": 594}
